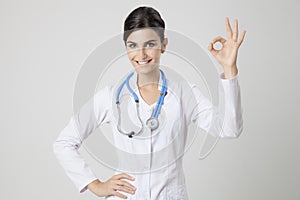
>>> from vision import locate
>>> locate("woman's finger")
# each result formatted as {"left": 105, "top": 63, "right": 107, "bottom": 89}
{"left": 225, "top": 17, "right": 233, "bottom": 39}
{"left": 233, "top": 19, "right": 238, "bottom": 41}
{"left": 208, "top": 42, "right": 217, "bottom": 56}
{"left": 208, "top": 42, "right": 213, "bottom": 50}
{"left": 113, "top": 173, "right": 135, "bottom": 181}
{"left": 115, "top": 185, "right": 135, "bottom": 194}
{"left": 237, "top": 30, "right": 247, "bottom": 46}
{"left": 211, "top": 36, "right": 226, "bottom": 44}
{"left": 117, "top": 180, "right": 136, "bottom": 191}
{"left": 208, "top": 42, "right": 213, "bottom": 51}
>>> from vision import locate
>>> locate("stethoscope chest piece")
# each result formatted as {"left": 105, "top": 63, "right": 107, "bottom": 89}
{"left": 146, "top": 118, "right": 159, "bottom": 131}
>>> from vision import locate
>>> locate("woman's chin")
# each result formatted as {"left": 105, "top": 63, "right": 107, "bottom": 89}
{"left": 134, "top": 63, "right": 158, "bottom": 74}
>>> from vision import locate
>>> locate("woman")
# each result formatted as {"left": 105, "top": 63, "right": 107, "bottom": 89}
{"left": 53, "top": 6, "right": 246, "bottom": 200}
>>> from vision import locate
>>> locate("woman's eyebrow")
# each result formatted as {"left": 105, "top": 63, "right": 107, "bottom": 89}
{"left": 126, "top": 39, "right": 157, "bottom": 44}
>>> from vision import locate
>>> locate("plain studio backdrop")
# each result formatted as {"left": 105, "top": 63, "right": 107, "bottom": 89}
{"left": 0, "top": 0, "right": 299, "bottom": 199}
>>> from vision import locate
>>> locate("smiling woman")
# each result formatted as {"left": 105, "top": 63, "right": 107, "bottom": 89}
{"left": 125, "top": 28, "right": 168, "bottom": 87}
{"left": 53, "top": 5, "right": 246, "bottom": 200}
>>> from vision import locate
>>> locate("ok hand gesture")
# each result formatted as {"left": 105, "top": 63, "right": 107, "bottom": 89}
{"left": 208, "top": 17, "right": 246, "bottom": 79}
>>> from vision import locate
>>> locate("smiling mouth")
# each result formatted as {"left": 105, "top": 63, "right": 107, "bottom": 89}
{"left": 136, "top": 59, "right": 152, "bottom": 65}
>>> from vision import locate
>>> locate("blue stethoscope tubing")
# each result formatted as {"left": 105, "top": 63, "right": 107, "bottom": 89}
{"left": 115, "top": 69, "right": 168, "bottom": 138}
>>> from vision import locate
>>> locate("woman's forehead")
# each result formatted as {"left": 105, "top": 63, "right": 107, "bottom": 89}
{"left": 126, "top": 28, "right": 160, "bottom": 43}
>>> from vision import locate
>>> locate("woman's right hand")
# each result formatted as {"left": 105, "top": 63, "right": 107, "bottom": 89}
{"left": 87, "top": 173, "right": 137, "bottom": 199}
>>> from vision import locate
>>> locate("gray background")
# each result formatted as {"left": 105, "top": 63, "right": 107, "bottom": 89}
{"left": 0, "top": 0, "right": 299, "bottom": 199}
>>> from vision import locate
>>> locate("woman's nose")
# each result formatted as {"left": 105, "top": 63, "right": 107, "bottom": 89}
{"left": 136, "top": 47, "right": 147, "bottom": 59}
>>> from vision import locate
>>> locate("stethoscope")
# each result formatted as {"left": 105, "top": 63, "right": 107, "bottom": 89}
{"left": 115, "top": 69, "right": 168, "bottom": 138}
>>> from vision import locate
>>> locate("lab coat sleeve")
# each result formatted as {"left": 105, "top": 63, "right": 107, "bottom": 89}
{"left": 53, "top": 85, "right": 112, "bottom": 193}
{"left": 187, "top": 73, "right": 243, "bottom": 138}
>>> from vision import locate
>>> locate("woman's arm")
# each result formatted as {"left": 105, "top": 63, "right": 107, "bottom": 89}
{"left": 53, "top": 85, "right": 136, "bottom": 198}
{"left": 53, "top": 86, "right": 112, "bottom": 193}
{"left": 186, "top": 73, "right": 243, "bottom": 138}
{"left": 185, "top": 17, "right": 246, "bottom": 138}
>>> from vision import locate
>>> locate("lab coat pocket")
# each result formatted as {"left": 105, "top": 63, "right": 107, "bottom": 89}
{"left": 167, "top": 184, "right": 189, "bottom": 200}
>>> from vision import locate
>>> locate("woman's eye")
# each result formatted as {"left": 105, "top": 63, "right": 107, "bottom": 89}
{"left": 146, "top": 43, "right": 155, "bottom": 47}
{"left": 127, "top": 42, "right": 156, "bottom": 49}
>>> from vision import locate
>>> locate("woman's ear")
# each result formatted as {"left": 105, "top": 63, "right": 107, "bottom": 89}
{"left": 161, "top": 38, "right": 168, "bottom": 53}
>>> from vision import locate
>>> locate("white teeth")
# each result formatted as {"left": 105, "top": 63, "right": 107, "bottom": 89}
{"left": 137, "top": 60, "right": 150, "bottom": 65}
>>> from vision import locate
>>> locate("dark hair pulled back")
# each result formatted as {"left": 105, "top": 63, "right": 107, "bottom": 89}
{"left": 123, "top": 6, "right": 165, "bottom": 44}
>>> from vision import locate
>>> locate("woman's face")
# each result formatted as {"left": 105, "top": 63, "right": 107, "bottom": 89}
{"left": 125, "top": 28, "right": 168, "bottom": 74}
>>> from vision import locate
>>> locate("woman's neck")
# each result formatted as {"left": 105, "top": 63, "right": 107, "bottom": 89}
{"left": 136, "top": 68, "right": 160, "bottom": 90}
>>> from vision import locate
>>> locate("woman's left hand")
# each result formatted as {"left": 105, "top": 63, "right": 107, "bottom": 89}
{"left": 208, "top": 17, "right": 246, "bottom": 79}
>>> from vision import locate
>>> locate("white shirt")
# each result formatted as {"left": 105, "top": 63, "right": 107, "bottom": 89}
{"left": 53, "top": 71, "right": 243, "bottom": 200}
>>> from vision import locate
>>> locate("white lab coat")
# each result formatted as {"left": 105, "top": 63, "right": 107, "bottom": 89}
{"left": 53, "top": 71, "right": 243, "bottom": 200}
